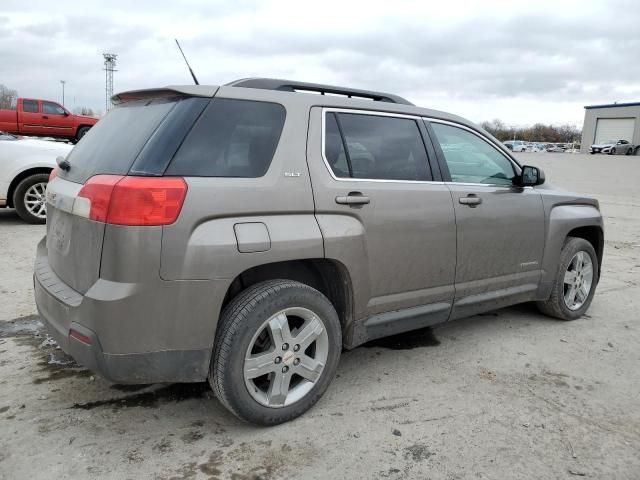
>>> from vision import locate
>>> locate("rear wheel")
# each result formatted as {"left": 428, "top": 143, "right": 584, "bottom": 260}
{"left": 537, "top": 237, "right": 598, "bottom": 320}
{"left": 626, "top": 148, "right": 633, "bottom": 155}
{"left": 210, "top": 280, "right": 342, "bottom": 425}
{"left": 13, "top": 173, "right": 49, "bottom": 224}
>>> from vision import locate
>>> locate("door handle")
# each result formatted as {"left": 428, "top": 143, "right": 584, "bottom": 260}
{"left": 459, "top": 194, "right": 482, "bottom": 207}
{"left": 335, "top": 193, "right": 370, "bottom": 206}
{"left": 42, "top": 115, "right": 49, "bottom": 119}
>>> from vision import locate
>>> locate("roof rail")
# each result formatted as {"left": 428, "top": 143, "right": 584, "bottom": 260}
{"left": 226, "top": 78, "right": 414, "bottom": 105}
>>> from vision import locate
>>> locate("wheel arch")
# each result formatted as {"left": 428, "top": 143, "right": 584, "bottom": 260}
{"left": 538, "top": 203, "right": 604, "bottom": 300}
{"left": 567, "top": 225, "right": 604, "bottom": 277}
{"left": 220, "top": 258, "right": 355, "bottom": 346}
{"left": 7, "top": 167, "right": 52, "bottom": 208}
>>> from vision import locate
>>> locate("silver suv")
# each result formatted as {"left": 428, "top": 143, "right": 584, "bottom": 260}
{"left": 35, "top": 79, "right": 603, "bottom": 425}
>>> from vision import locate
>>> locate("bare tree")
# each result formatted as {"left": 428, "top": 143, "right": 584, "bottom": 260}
{"left": 0, "top": 84, "right": 18, "bottom": 110}
{"left": 72, "top": 106, "right": 95, "bottom": 116}
{"left": 480, "top": 119, "right": 581, "bottom": 143}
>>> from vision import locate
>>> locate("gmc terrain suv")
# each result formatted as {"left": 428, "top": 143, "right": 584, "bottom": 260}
{"left": 35, "top": 79, "right": 604, "bottom": 425}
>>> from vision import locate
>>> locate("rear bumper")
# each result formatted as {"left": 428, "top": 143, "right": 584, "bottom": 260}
{"left": 34, "top": 237, "right": 225, "bottom": 384}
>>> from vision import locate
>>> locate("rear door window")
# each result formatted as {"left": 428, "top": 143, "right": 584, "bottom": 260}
{"left": 324, "top": 112, "right": 431, "bottom": 181}
{"left": 22, "top": 100, "right": 39, "bottom": 113}
{"left": 166, "top": 98, "right": 286, "bottom": 177}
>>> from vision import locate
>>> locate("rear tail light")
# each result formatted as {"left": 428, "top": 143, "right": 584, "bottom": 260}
{"left": 76, "top": 175, "right": 188, "bottom": 226}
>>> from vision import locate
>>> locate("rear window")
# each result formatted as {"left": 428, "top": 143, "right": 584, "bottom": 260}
{"left": 165, "top": 98, "right": 286, "bottom": 177}
{"left": 61, "top": 98, "right": 180, "bottom": 184}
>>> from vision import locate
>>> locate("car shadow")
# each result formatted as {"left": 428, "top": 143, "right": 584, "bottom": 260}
{"left": 0, "top": 208, "right": 30, "bottom": 225}
{"left": 7, "top": 301, "right": 561, "bottom": 431}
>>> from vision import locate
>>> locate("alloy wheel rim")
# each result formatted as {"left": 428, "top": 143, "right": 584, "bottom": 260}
{"left": 24, "top": 182, "right": 48, "bottom": 219}
{"left": 563, "top": 251, "right": 594, "bottom": 311}
{"left": 243, "top": 307, "right": 329, "bottom": 408}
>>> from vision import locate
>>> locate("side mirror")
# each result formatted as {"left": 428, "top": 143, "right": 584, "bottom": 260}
{"left": 63, "top": 111, "right": 70, "bottom": 117}
{"left": 516, "top": 165, "right": 545, "bottom": 186}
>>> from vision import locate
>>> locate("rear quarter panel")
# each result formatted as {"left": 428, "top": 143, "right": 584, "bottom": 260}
{"left": 0, "top": 109, "right": 19, "bottom": 133}
{"left": 160, "top": 88, "right": 322, "bottom": 282}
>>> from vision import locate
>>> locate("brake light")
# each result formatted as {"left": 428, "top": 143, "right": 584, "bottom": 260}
{"left": 48, "top": 168, "right": 59, "bottom": 182}
{"left": 76, "top": 175, "right": 188, "bottom": 225}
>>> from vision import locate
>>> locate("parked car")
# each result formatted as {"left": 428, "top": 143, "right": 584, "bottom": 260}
{"left": 503, "top": 140, "right": 528, "bottom": 152}
{"left": 590, "top": 139, "right": 636, "bottom": 155}
{"left": 35, "top": 79, "right": 604, "bottom": 425}
{"left": 0, "top": 131, "right": 72, "bottom": 223}
{"left": 529, "top": 143, "right": 546, "bottom": 153}
{"left": 546, "top": 144, "right": 565, "bottom": 153}
{"left": 0, "top": 98, "right": 98, "bottom": 143}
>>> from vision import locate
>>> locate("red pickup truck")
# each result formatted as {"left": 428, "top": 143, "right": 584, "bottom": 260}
{"left": 0, "top": 98, "right": 99, "bottom": 143}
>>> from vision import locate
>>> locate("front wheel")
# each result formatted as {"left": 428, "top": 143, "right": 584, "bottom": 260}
{"left": 75, "top": 126, "right": 90, "bottom": 143}
{"left": 537, "top": 237, "right": 599, "bottom": 320}
{"left": 13, "top": 173, "right": 49, "bottom": 224}
{"left": 609, "top": 147, "right": 616, "bottom": 155}
{"left": 210, "top": 280, "right": 342, "bottom": 425}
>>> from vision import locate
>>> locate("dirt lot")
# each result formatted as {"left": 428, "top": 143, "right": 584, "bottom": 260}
{"left": 1, "top": 153, "right": 639, "bottom": 479}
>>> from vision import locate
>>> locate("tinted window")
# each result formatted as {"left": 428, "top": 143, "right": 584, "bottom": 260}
{"left": 61, "top": 97, "right": 180, "bottom": 184}
{"left": 23, "top": 100, "right": 38, "bottom": 113}
{"left": 166, "top": 98, "right": 285, "bottom": 177}
{"left": 327, "top": 112, "right": 430, "bottom": 181}
{"left": 43, "top": 102, "right": 66, "bottom": 115}
{"left": 324, "top": 113, "right": 350, "bottom": 178}
{"left": 431, "top": 123, "right": 515, "bottom": 185}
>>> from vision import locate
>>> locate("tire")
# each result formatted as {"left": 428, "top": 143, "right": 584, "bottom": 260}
{"left": 608, "top": 147, "right": 615, "bottom": 155}
{"left": 75, "top": 126, "right": 90, "bottom": 143}
{"left": 210, "top": 280, "right": 342, "bottom": 425}
{"left": 626, "top": 148, "right": 633, "bottom": 156}
{"left": 537, "top": 237, "right": 599, "bottom": 320}
{"left": 13, "top": 173, "right": 49, "bottom": 224}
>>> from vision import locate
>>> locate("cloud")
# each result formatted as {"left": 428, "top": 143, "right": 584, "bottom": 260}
{"left": 1, "top": 0, "right": 638, "bottom": 125}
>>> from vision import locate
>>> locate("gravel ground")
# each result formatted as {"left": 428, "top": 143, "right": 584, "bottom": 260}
{"left": 0, "top": 153, "right": 639, "bottom": 479}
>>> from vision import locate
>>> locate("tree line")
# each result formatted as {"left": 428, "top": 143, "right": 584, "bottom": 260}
{"left": 0, "top": 83, "right": 97, "bottom": 116}
{"left": 480, "top": 119, "right": 582, "bottom": 144}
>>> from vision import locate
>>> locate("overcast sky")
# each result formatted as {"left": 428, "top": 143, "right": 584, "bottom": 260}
{"left": 2, "top": 0, "right": 639, "bottom": 126}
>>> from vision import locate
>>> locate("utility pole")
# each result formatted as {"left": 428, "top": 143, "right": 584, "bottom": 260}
{"left": 60, "top": 80, "right": 66, "bottom": 106}
{"left": 103, "top": 53, "right": 118, "bottom": 112}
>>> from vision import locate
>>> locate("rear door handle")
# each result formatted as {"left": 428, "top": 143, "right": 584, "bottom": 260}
{"left": 42, "top": 115, "right": 49, "bottom": 119}
{"left": 335, "top": 193, "right": 370, "bottom": 205}
{"left": 459, "top": 194, "right": 482, "bottom": 207}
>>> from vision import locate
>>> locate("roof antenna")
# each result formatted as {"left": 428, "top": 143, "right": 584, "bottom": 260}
{"left": 175, "top": 39, "right": 200, "bottom": 85}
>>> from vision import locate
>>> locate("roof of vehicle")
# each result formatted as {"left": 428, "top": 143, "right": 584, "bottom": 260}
{"left": 110, "top": 78, "right": 520, "bottom": 162}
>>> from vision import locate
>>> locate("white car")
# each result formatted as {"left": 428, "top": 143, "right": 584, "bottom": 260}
{"left": 590, "top": 139, "right": 636, "bottom": 155}
{"left": 529, "top": 143, "right": 546, "bottom": 153}
{"left": 0, "top": 132, "right": 73, "bottom": 223}
{"left": 503, "top": 140, "right": 528, "bottom": 152}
